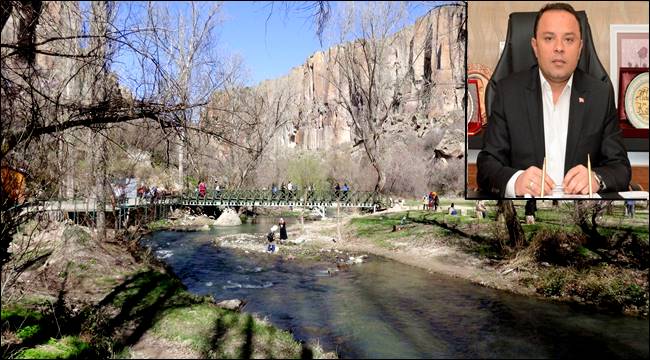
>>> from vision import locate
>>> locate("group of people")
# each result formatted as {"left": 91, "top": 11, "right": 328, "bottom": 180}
{"left": 196, "top": 180, "right": 222, "bottom": 199}
{"left": 334, "top": 183, "right": 350, "bottom": 198}
{"left": 266, "top": 217, "right": 288, "bottom": 253}
{"left": 422, "top": 192, "right": 440, "bottom": 211}
{"left": 268, "top": 181, "right": 352, "bottom": 200}
{"left": 137, "top": 184, "right": 163, "bottom": 203}
{"left": 271, "top": 181, "right": 300, "bottom": 198}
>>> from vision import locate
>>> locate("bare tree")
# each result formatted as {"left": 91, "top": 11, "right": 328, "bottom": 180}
{"left": 320, "top": 2, "right": 411, "bottom": 192}
{"left": 0, "top": 0, "right": 241, "bottom": 265}
{"left": 572, "top": 200, "right": 609, "bottom": 249}
{"left": 201, "top": 77, "right": 296, "bottom": 188}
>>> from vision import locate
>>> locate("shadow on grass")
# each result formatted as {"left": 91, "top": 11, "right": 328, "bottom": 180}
{"left": 241, "top": 314, "right": 254, "bottom": 359}
{"left": 93, "top": 270, "right": 210, "bottom": 354}
{"left": 407, "top": 213, "right": 492, "bottom": 244}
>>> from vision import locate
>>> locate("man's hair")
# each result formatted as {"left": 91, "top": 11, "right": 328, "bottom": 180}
{"left": 533, "top": 3, "right": 582, "bottom": 39}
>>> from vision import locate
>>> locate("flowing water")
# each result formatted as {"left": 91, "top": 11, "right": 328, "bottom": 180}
{"left": 140, "top": 218, "right": 649, "bottom": 358}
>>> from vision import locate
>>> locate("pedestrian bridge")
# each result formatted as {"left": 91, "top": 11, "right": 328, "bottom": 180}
{"left": 176, "top": 189, "right": 385, "bottom": 210}
{"left": 34, "top": 190, "right": 388, "bottom": 220}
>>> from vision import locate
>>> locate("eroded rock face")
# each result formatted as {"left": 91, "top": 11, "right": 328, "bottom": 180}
{"left": 435, "top": 128, "right": 465, "bottom": 159}
{"left": 258, "top": 5, "right": 466, "bottom": 155}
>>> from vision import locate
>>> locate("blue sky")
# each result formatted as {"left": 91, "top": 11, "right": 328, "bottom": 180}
{"left": 219, "top": 1, "right": 435, "bottom": 86}
{"left": 108, "top": 1, "right": 447, "bottom": 90}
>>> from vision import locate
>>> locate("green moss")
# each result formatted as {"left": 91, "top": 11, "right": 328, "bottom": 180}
{"left": 15, "top": 336, "right": 90, "bottom": 359}
{"left": 1, "top": 306, "right": 43, "bottom": 323}
{"left": 16, "top": 324, "right": 41, "bottom": 341}
{"left": 147, "top": 219, "right": 172, "bottom": 231}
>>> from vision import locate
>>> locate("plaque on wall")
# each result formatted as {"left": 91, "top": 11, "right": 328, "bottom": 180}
{"left": 624, "top": 72, "right": 649, "bottom": 129}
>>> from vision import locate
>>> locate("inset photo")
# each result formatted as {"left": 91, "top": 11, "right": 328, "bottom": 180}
{"left": 466, "top": 1, "right": 649, "bottom": 200}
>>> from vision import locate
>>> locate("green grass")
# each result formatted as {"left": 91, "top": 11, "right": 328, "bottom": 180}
{"left": 151, "top": 305, "right": 309, "bottom": 358}
{"left": 147, "top": 219, "right": 172, "bottom": 231}
{"left": 15, "top": 336, "right": 91, "bottom": 359}
{"left": 1, "top": 306, "right": 44, "bottom": 323}
{"left": 349, "top": 211, "right": 477, "bottom": 249}
{"left": 99, "top": 269, "right": 329, "bottom": 359}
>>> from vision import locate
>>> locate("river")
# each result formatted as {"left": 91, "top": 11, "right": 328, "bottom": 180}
{"left": 140, "top": 218, "right": 649, "bottom": 358}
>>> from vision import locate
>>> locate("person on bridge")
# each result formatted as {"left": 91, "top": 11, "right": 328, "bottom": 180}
{"left": 198, "top": 181, "right": 207, "bottom": 198}
{"left": 334, "top": 183, "right": 341, "bottom": 198}
{"left": 342, "top": 183, "right": 350, "bottom": 199}
{"left": 287, "top": 181, "right": 294, "bottom": 199}
{"left": 214, "top": 181, "right": 221, "bottom": 197}
{"left": 279, "top": 218, "right": 288, "bottom": 243}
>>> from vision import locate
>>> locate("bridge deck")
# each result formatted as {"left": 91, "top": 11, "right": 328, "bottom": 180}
{"left": 34, "top": 190, "right": 387, "bottom": 213}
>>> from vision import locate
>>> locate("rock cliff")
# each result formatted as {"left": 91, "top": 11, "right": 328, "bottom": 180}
{"left": 257, "top": 4, "right": 466, "bottom": 157}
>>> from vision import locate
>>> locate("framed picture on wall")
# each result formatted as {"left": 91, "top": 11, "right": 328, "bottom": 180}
{"left": 609, "top": 24, "right": 649, "bottom": 108}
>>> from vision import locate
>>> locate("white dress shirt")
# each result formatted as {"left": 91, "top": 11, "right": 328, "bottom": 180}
{"left": 505, "top": 70, "right": 573, "bottom": 197}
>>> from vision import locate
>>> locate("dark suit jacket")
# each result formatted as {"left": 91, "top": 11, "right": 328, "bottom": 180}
{"left": 477, "top": 66, "right": 631, "bottom": 197}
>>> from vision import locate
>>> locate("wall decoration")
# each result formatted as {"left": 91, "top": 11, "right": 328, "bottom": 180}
{"left": 625, "top": 72, "right": 649, "bottom": 129}
{"left": 467, "top": 79, "right": 482, "bottom": 136}
{"left": 610, "top": 24, "right": 649, "bottom": 107}
{"left": 467, "top": 63, "right": 492, "bottom": 127}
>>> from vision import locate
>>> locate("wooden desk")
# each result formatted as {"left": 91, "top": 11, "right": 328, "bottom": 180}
{"left": 467, "top": 163, "right": 648, "bottom": 192}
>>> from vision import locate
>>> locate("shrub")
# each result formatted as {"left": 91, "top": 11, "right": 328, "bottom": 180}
{"left": 530, "top": 228, "right": 586, "bottom": 265}
{"left": 537, "top": 269, "right": 567, "bottom": 297}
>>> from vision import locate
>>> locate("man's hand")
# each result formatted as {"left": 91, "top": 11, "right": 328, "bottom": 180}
{"left": 515, "top": 166, "right": 555, "bottom": 196}
{"left": 563, "top": 165, "right": 599, "bottom": 194}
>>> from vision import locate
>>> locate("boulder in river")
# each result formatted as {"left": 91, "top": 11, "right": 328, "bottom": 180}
{"left": 216, "top": 299, "right": 247, "bottom": 311}
{"left": 215, "top": 208, "right": 242, "bottom": 226}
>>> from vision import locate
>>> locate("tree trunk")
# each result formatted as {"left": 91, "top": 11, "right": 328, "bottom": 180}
{"left": 497, "top": 200, "right": 525, "bottom": 248}
{"left": 178, "top": 133, "right": 185, "bottom": 192}
{"left": 89, "top": 1, "right": 112, "bottom": 242}
{"left": 94, "top": 132, "right": 107, "bottom": 242}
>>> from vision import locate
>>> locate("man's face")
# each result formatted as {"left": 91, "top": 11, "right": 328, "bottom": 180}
{"left": 531, "top": 10, "right": 583, "bottom": 85}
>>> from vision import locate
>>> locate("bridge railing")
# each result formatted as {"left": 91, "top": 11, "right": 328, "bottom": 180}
{"left": 179, "top": 189, "right": 385, "bottom": 207}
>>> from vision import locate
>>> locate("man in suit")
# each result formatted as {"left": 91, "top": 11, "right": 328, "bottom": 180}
{"left": 477, "top": 3, "right": 631, "bottom": 197}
